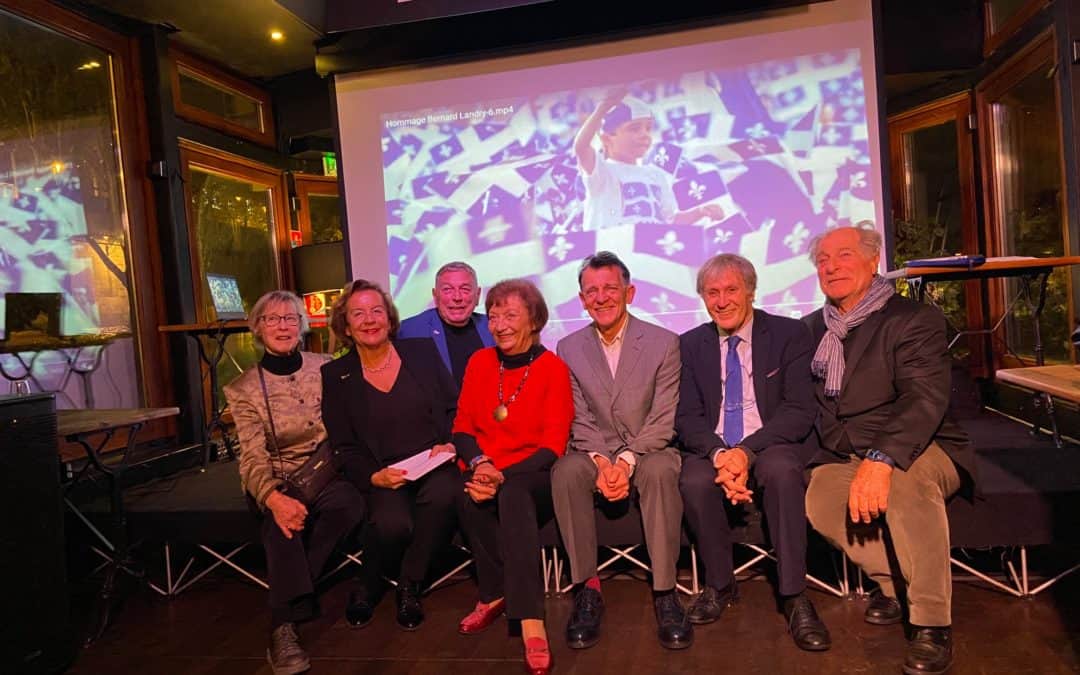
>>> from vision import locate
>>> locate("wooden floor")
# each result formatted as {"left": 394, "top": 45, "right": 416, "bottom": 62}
{"left": 70, "top": 568, "right": 1080, "bottom": 674}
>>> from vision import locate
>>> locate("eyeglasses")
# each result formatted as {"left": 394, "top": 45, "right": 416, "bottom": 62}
{"left": 261, "top": 313, "right": 301, "bottom": 327}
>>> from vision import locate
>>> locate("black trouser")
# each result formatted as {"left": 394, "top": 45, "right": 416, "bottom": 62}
{"left": 365, "top": 462, "right": 462, "bottom": 588}
{"left": 680, "top": 446, "right": 809, "bottom": 596}
{"left": 459, "top": 469, "right": 553, "bottom": 621}
{"left": 261, "top": 478, "right": 366, "bottom": 627}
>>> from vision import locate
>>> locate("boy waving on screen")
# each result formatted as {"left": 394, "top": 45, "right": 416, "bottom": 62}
{"left": 574, "top": 87, "right": 725, "bottom": 232}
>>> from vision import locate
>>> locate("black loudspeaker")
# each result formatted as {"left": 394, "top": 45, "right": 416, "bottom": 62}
{"left": 0, "top": 393, "right": 74, "bottom": 673}
{"left": 292, "top": 241, "right": 347, "bottom": 294}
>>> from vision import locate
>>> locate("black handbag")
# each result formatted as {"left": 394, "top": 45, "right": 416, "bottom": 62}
{"left": 258, "top": 365, "right": 341, "bottom": 505}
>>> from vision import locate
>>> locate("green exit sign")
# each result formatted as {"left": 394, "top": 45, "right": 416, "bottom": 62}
{"left": 322, "top": 153, "right": 337, "bottom": 177}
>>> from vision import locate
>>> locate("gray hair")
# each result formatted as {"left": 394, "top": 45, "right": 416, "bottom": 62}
{"left": 435, "top": 261, "right": 479, "bottom": 286}
{"left": 249, "top": 290, "right": 309, "bottom": 347}
{"left": 697, "top": 253, "right": 757, "bottom": 294}
{"left": 808, "top": 222, "right": 882, "bottom": 262}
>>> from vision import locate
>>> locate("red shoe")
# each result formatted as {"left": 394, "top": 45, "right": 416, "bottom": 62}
{"left": 458, "top": 598, "right": 506, "bottom": 635}
{"left": 523, "top": 637, "right": 551, "bottom": 675}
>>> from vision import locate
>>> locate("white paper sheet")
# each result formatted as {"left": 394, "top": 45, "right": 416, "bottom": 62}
{"left": 389, "top": 448, "right": 456, "bottom": 480}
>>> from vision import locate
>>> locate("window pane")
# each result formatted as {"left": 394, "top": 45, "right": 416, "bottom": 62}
{"left": 988, "top": 0, "right": 1032, "bottom": 33}
{"left": 895, "top": 120, "right": 968, "bottom": 352}
{"left": 989, "top": 61, "right": 1070, "bottom": 361}
{"left": 188, "top": 169, "right": 278, "bottom": 319}
{"left": 309, "top": 194, "right": 342, "bottom": 243}
{"left": 178, "top": 68, "right": 263, "bottom": 132}
{"left": 0, "top": 9, "right": 140, "bottom": 407}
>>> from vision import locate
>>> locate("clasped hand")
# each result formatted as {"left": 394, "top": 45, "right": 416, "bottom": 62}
{"left": 714, "top": 447, "right": 753, "bottom": 505}
{"left": 593, "top": 455, "right": 631, "bottom": 501}
{"left": 465, "top": 461, "right": 505, "bottom": 502}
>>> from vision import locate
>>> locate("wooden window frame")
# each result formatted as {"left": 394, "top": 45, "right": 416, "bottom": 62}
{"left": 0, "top": 0, "right": 173, "bottom": 448}
{"left": 293, "top": 173, "right": 340, "bottom": 245}
{"left": 976, "top": 30, "right": 1071, "bottom": 367}
{"left": 170, "top": 47, "right": 276, "bottom": 147}
{"left": 178, "top": 140, "right": 293, "bottom": 322}
{"left": 984, "top": 0, "right": 1048, "bottom": 57}
{"left": 887, "top": 92, "right": 987, "bottom": 373}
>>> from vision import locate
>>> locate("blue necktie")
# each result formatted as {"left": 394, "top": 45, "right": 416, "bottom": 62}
{"left": 723, "top": 335, "right": 743, "bottom": 447}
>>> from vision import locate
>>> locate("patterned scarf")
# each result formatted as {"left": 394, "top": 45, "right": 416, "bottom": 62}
{"left": 812, "top": 275, "right": 895, "bottom": 398}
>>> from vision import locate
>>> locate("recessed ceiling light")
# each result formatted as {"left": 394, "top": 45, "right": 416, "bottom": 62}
{"left": 270, "top": 30, "right": 284, "bottom": 42}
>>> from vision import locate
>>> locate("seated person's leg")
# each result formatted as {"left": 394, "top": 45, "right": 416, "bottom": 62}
{"left": 753, "top": 445, "right": 830, "bottom": 651}
{"left": 551, "top": 452, "right": 600, "bottom": 585}
{"left": 636, "top": 448, "right": 693, "bottom": 650}
{"left": 496, "top": 471, "right": 551, "bottom": 622}
{"left": 750, "top": 446, "right": 808, "bottom": 597}
{"left": 679, "top": 453, "right": 737, "bottom": 624}
{"left": 552, "top": 452, "right": 602, "bottom": 649}
{"left": 399, "top": 462, "right": 462, "bottom": 586}
{"left": 303, "top": 479, "right": 367, "bottom": 581}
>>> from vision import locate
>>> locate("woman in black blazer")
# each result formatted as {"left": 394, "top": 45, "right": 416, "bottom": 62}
{"left": 322, "top": 279, "right": 461, "bottom": 632}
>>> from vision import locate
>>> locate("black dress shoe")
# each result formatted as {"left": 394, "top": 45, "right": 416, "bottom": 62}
{"left": 686, "top": 582, "right": 738, "bottom": 625}
{"left": 396, "top": 583, "right": 424, "bottom": 631}
{"left": 345, "top": 587, "right": 381, "bottom": 628}
{"left": 865, "top": 590, "right": 903, "bottom": 625}
{"left": 782, "top": 593, "right": 831, "bottom": 652}
{"left": 565, "top": 586, "right": 604, "bottom": 649}
{"left": 654, "top": 592, "right": 694, "bottom": 650}
{"left": 903, "top": 627, "right": 953, "bottom": 675}
{"left": 267, "top": 623, "right": 310, "bottom": 675}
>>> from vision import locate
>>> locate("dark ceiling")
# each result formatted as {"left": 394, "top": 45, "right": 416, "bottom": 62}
{"left": 71, "top": 0, "right": 985, "bottom": 98}
{"left": 76, "top": 0, "right": 322, "bottom": 79}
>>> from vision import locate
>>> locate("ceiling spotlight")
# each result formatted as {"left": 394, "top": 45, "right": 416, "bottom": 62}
{"left": 77, "top": 60, "right": 101, "bottom": 71}
{"left": 270, "top": 30, "right": 284, "bottom": 42}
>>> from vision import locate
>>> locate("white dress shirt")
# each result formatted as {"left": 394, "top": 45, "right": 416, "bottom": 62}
{"left": 713, "top": 316, "right": 763, "bottom": 460}
{"left": 592, "top": 316, "right": 637, "bottom": 474}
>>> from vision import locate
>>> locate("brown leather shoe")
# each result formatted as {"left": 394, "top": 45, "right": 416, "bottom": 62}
{"left": 267, "top": 623, "right": 310, "bottom": 675}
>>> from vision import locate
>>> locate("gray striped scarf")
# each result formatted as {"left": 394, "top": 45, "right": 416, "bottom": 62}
{"left": 812, "top": 275, "right": 895, "bottom": 398}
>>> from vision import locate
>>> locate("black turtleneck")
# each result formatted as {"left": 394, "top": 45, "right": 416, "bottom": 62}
{"left": 441, "top": 317, "right": 485, "bottom": 389}
{"left": 261, "top": 349, "right": 302, "bottom": 376}
{"left": 495, "top": 343, "right": 545, "bottom": 369}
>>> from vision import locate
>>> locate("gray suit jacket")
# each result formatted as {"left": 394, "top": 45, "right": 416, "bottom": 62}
{"left": 556, "top": 314, "right": 681, "bottom": 462}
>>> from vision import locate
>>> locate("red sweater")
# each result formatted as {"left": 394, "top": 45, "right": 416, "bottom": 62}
{"left": 453, "top": 347, "right": 573, "bottom": 471}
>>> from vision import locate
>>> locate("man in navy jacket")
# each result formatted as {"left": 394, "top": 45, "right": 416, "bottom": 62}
{"left": 677, "top": 253, "right": 829, "bottom": 652}
{"left": 398, "top": 261, "right": 495, "bottom": 388}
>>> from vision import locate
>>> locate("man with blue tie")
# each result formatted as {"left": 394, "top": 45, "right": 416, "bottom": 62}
{"left": 676, "top": 253, "right": 830, "bottom": 651}
{"left": 398, "top": 261, "right": 495, "bottom": 388}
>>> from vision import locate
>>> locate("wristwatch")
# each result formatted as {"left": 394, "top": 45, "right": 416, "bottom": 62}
{"left": 468, "top": 455, "right": 493, "bottom": 470}
{"left": 864, "top": 449, "right": 895, "bottom": 467}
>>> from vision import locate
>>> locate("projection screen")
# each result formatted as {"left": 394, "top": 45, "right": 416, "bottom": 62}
{"left": 334, "top": 0, "right": 884, "bottom": 342}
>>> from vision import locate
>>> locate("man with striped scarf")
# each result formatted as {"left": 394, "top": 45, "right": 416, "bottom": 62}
{"left": 803, "top": 225, "right": 975, "bottom": 675}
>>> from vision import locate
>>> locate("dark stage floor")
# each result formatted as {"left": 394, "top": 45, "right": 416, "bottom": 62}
{"left": 69, "top": 570, "right": 1080, "bottom": 674}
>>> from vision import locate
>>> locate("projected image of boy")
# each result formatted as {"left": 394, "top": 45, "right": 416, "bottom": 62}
{"left": 574, "top": 88, "right": 725, "bottom": 231}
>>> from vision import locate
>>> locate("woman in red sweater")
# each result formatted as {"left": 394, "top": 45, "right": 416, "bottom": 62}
{"left": 453, "top": 279, "right": 573, "bottom": 675}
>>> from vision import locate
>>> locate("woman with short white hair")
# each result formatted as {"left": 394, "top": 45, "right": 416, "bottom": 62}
{"left": 224, "top": 289, "right": 365, "bottom": 675}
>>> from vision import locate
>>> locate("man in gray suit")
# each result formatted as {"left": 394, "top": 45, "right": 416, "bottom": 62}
{"left": 552, "top": 251, "right": 690, "bottom": 651}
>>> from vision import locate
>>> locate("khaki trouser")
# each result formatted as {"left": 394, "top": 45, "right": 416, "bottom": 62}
{"left": 806, "top": 442, "right": 961, "bottom": 627}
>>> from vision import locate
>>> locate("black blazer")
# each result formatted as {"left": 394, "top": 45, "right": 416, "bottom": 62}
{"left": 804, "top": 294, "right": 976, "bottom": 489}
{"left": 321, "top": 338, "right": 459, "bottom": 492}
{"left": 676, "top": 309, "right": 818, "bottom": 465}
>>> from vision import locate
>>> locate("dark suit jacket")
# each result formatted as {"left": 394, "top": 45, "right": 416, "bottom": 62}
{"left": 804, "top": 294, "right": 976, "bottom": 489}
{"left": 321, "top": 338, "right": 459, "bottom": 492}
{"left": 676, "top": 309, "right": 818, "bottom": 465}
{"left": 397, "top": 308, "right": 495, "bottom": 375}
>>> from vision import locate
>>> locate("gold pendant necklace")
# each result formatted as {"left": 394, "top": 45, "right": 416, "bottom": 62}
{"left": 493, "top": 355, "right": 533, "bottom": 422}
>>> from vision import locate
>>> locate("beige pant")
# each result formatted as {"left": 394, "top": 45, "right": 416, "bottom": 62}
{"left": 806, "top": 443, "right": 961, "bottom": 627}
